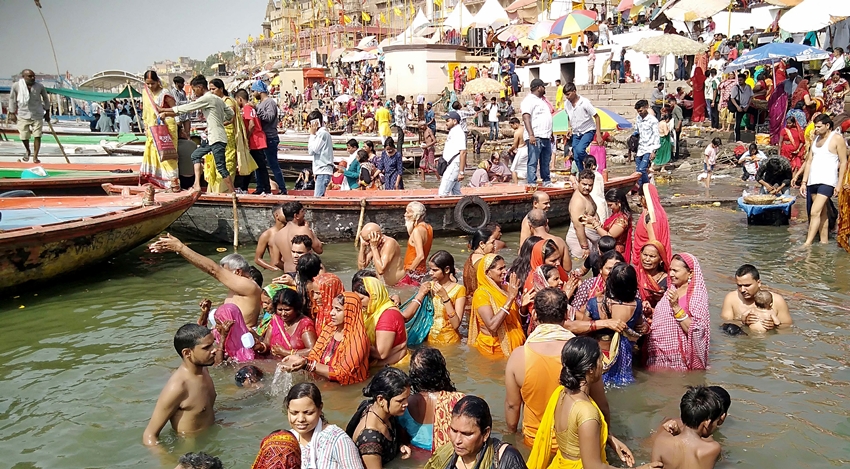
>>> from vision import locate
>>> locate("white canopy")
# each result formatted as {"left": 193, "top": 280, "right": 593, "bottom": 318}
{"left": 395, "top": 8, "right": 430, "bottom": 42}
{"left": 778, "top": 0, "right": 850, "bottom": 33}
{"left": 442, "top": 0, "right": 474, "bottom": 32}
{"left": 470, "top": 0, "right": 510, "bottom": 29}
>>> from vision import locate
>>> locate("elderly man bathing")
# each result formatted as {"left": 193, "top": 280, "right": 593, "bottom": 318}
{"left": 149, "top": 235, "right": 263, "bottom": 327}
{"left": 519, "top": 191, "right": 551, "bottom": 248}
{"left": 398, "top": 201, "right": 433, "bottom": 286}
{"left": 357, "top": 223, "right": 406, "bottom": 286}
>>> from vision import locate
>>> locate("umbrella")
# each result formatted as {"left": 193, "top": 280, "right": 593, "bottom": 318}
{"left": 618, "top": 0, "right": 654, "bottom": 13}
{"left": 334, "top": 94, "right": 353, "bottom": 103}
{"left": 552, "top": 108, "right": 632, "bottom": 134}
{"left": 724, "top": 43, "right": 830, "bottom": 72}
{"left": 777, "top": 0, "right": 850, "bottom": 33}
{"left": 463, "top": 77, "right": 506, "bottom": 94}
{"left": 527, "top": 20, "right": 555, "bottom": 41}
{"left": 357, "top": 35, "right": 377, "bottom": 49}
{"left": 505, "top": 0, "right": 536, "bottom": 11}
{"left": 665, "top": 0, "right": 731, "bottom": 22}
{"left": 550, "top": 10, "right": 598, "bottom": 37}
{"left": 497, "top": 24, "right": 533, "bottom": 42}
{"left": 631, "top": 34, "right": 708, "bottom": 56}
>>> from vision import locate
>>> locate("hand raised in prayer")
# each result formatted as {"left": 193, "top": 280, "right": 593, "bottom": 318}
{"left": 506, "top": 272, "right": 520, "bottom": 300}
{"left": 215, "top": 320, "right": 235, "bottom": 339}
{"left": 521, "top": 288, "right": 536, "bottom": 308}
{"left": 666, "top": 287, "right": 680, "bottom": 306}
{"left": 149, "top": 233, "right": 184, "bottom": 254}
{"left": 564, "top": 277, "right": 580, "bottom": 298}
{"left": 199, "top": 298, "right": 212, "bottom": 314}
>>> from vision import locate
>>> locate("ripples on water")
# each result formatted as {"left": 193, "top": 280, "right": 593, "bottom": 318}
{"left": 0, "top": 182, "right": 849, "bottom": 468}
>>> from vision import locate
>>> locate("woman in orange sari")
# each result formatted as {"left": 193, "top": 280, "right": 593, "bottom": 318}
{"left": 251, "top": 429, "right": 301, "bottom": 469}
{"left": 631, "top": 183, "right": 672, "bottom": 271}
{"left": 312, "top": 272, "right": 344, "bottom": 337}
{"left": 780, "top": 115, "right": 806, "bottom": 173}
{"left": 470, "top": 254, "right": 525, "bottom": 357}
{"left": 399, "top": 347, "right": 465, "bottom": 452}
{"left": 523, "top": 239, "right": 570, "bottom": 333}
{"left": 286, "top": 292, "right": 370, "bottom": 385}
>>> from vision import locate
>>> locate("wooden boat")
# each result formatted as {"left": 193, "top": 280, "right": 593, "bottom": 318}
{"left": 0, "top": 190, "right": 199, "bottom": 292}
{"left": 103, "top": 172, "right": 640, "bottom": 243}
{"left": 0, "top": 166, "right": 140, "bottom": 196}
{"left": 0, "top": 125, "right": 145, "bottom": 146}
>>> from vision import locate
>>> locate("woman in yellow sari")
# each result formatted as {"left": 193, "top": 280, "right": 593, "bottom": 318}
{"left": 207, "top": 78, "right": 255, "bottom": 193}
{"left": 355, "top": 276, "right": 409, "bottom": 367}
{"left": 469, "top": 254, "right": 525, "bottom": 357}
{"left": 140, "top": 71, "right": 179, "bottom": 190}
{"left": 527, "top": 337, "right": 656, "bottom": 469}
{"left": 401, "top": 250, "right": 467, "bottom": 345}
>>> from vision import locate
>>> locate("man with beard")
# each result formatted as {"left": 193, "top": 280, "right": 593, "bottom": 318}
{"left": 357, "top": 222, "right": 406, "bottom": 286}
{"left": 143, "top": 324, "right": 217, "bottom": 446}
{"left": 398, "top": 201, "right": 433, "bottom": 286}
{"left": 273, "top": 201, "right": 324, "bottom": 272}
{"left": 519, "top": 191, "right": 551, "bottom": 248}
{"left": 565, "top": 169, "right": 600, "bottom": 259}
{"left": 720, "top": 264, "right": 792, "bottom": 331}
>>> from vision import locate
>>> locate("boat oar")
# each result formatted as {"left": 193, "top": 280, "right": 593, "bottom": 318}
{"left": 46, "top": 119, "right": 70, "bottom": 164}
{"left": 232, "top": 192, "right": 239, "bottom": 249}
{"left": 354, "top": 198, "right": 366, "bottom": 248}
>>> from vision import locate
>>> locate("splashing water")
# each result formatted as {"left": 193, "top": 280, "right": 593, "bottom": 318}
{"left": 269, "top": 362, "right": 294, "bottom": 397}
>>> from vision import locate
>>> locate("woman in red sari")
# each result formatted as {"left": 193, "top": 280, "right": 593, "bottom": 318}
{"left": 690, "top": 63, "right": 707, "bottom": 123}
{"left": 263, "top": 288, "right": 317, "bottom": 358}
{"left": 631, "top": 184, "right": 672, "bottom": 271}
{"left": 523, "top": 239, "right": 570, "bottom": 332}
{"left": 780, "top": 115, "right": 806, "bottom": 173}
{"left": 587, "top": 188, "right": 633, "bottom": 263}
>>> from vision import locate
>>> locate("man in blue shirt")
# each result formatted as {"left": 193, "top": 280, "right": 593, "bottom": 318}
{"left": 424, "top": 102, "right": 436, "bottom": 135}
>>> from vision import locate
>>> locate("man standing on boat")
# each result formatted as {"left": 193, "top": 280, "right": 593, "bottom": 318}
{"left": 307, "top": 110, "right": 334, "bottom": 197}
{"left": 521, "top": 79, "right": 553, "bottom": 187}
{"left": 8, "top": 69, "right": 50, "bottom": 164}
{"left": 254, "top": 81, "right": 287, "bottom": 194}
{"left": 438, "top": 111, "right": 467, "bottom": 197}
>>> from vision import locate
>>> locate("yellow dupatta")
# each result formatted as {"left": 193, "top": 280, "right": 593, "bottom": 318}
{"left": 429, "top": 283, "right": 465, "bottom": 345}
{"left": 231, "top": 98, "right": 257, "bottom": 176}
{"left": 469, "top": 254, "right": 525, "bottom": 357}
{"left": 140, "top": 86, "right": 178, "bottom": 189}
{"left": 362, "top": 277, "right": 396, "bottom": 344}
{"left": 526, "top": 386, "right": 608, "bottom": 469}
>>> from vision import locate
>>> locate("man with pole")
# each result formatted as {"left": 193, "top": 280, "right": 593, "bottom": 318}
{"left": 8, "top": 69, "right": 50, "bottom": 163}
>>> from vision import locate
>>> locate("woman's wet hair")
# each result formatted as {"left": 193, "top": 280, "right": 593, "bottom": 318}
{"left": 410, "top": 347, "right": 456, "bottom": 393}
{"left": 452, "top": 395, "right": 492, "bottom": 432}
{"left": 605, "top": 263, "right": 639, "bottom": 303}
{"left": 272, "top": 288, "right": 304, "bottom": 317}
{"left": 605, "top": 188, "right": 632, "bottom": 217}
{"left": 430, "top": 250, "right": 456, "bottom": 278}
{"left": 542, "top": 239, "right": 559, "bottom": 261}
{"left": 235, "top": 365, "right": 264, "bottom": 387}
{"left": 352, "top": 269, "right": 377, "bottom": 291}
{"left": 510, "top": 236, "right": 543, "bottom": 281}
{"left": 595, "top": 249, "right": 626, "bottom": 274}
{"left": 468, "top": 227, "right": 494, "bottom": 250}
{"left": 346, "top": 367, "right": 411, "bottom": 436}
{"left": 285, "top": 382, "right": 323, "bottom": 409}
{"left": 559, "top": 336, "right": 601, "bottom": 391}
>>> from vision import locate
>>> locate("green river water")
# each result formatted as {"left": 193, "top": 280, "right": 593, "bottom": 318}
{"left": 1, "top": 179, "right": 849, "bottom": 468}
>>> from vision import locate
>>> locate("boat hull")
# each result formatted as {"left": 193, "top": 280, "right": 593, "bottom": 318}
{"left": 0, "top": 172, "right": 140, "bottom": 196}
{"left": 0, "top": 191, "right": 199, "bottom": 292}
{"left": 104, "top": 173, "right": 640, "bottom": 243}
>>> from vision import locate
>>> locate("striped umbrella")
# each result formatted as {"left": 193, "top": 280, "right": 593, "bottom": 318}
{"left": 618, "top": 0, "right": 654, "bottom": 12}
{"left": 527, "top": 20, "right": 555, "bottom": 41}
{"left": 549, "top": 10, "right": 597, "bottom": 38}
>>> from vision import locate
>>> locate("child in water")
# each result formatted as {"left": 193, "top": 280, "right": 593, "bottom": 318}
{"left": 747, "top": 290, "right": 781, "bottom": 333}
{"left": 652, "top": 386, "right": 724, "bottom": 469}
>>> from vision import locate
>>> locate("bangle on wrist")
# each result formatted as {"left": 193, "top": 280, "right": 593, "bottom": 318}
{"left": 442, "top": 297, "right": 452, "bottom": 304}
{"left": 412, "top": 298, "right": 422, "bottom": 306}
{"left": 590, "top": 320, "right": 597, "bottom": 331}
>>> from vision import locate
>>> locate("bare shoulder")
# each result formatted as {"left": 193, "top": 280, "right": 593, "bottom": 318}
{"left": 698, "top": 438, "right": 722, "bottom": 465}
{"left": 160, "top": 368, "right": 190, "bottom": 399}
{"left": 505, "top": 346, "right": 524, "bottom": 379}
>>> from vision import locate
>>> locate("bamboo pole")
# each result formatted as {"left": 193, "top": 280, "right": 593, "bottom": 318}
{"left": 354, "top": 198, "right": 367, "bottom": 248}
{"left": 126, "top": 82, "right": 145, "bottom": 138}
{"left": 46, "top": 120, "right": 70, "bottom": 164}
{"left": 232, "top": 192, "right": 240, "bottom": 248}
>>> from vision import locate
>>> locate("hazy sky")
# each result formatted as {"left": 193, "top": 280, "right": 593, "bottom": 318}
{"left": 0, "top": 0, "right": 269, "bottom": 78}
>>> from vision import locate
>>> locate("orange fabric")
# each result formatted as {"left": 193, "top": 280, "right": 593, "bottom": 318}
{"left": 432, "top": 391, "right": 465, "bottom": 450}
{"left": 521, "top": 346, "right": 563, "bottom": 448}
{"left": 838, "top": 167, "right": 850, "bottom": 253}
{"left": 312, "top": 272, "right": 344, "bottom": 337}
{"left": 251, "top": 430, "right": 301, "bottom": 469}
{"left": 403, "top": 223, "right": 433, "bottom": 273}
{"left": 307, "top": 292, "right": 370, "bottom": 385}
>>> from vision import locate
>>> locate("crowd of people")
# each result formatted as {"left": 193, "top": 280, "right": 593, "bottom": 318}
{"left": 145, "top": 163, "right": 798, "bottom": 468}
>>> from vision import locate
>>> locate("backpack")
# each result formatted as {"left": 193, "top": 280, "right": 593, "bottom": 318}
{"left": 436, "top": 153, "right": 459, "bottom": 177}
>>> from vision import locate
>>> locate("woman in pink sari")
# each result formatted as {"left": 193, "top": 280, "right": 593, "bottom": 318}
{"left": 263, "top": 288, "right": 317, "bottom": 358}
{"left": 631, "top": 184, "right": 672, "bottom": 270}
{"left": 211, "top": 303, "right": 257, "bottom": 363}
{"left": 767, "top": 77, "right": 789, "bottom": 145}
{"left": 453, "top": 67, "right": 463, "bottom": 92}
{"left": 645, "top": 253, "right": 710, "bottom": 371}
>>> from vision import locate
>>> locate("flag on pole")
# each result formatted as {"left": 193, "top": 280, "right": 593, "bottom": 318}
{"left": 362, "top": 11, "right": 371, "bottom": 22}
{"left": 408, "top": 4, "right": 414, "bottom": 18}
{"left": 434, "top": 0, "right": 442, "bottom": 6}
{"left": 379, "top": 12, "right": 387, "bottom": 23}
{"left": 327, "top": 0, "right": 333, "bottom": 8}
{"left": 34, "top": 0, "right": 42, "bottom": 8}
{"left": 393, "top": 6, "right": 402, "bottom": 17}
{"left": 343, "top": 14, "right": 352, "bottom": 24}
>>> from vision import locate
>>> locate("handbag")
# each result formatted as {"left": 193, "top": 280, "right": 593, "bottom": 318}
{"left": 436, "top": 153, "right": 459, "bottom": 177}
{"left": 144, "top": 87, "right": 178, "bottom": 162}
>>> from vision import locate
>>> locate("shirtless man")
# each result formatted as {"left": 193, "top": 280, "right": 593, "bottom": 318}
{"left": 143, "top": 324, "right": 217, "bottom": 446}
{"left": 398, "top": 201, "right": 433, "bottom": 286}
{"left": 273, "top": 201, "right": 323, "bottom": 272}
{"left": 290, "top": 234, "right": 313, "bottom": 268}
{"left": 720, "top": 264, "right": 792, "bottom": 330}
{"left": 508, "top": 117, "right": 528, "bottom": 184}
{"left": 519, "top": 191, "right": 551, "bottom": 248}
{"left": 150, "top": 236, "right": 263, "bottom": 327}
{"left": 566, "top": 169, "right": 600, "bottom": 259}
{"left": 254, "top": 204, "right": 285, "bottom": 271}
{"left": 651, "top": 386, "right": 722, "bottom": 469}
{"left": 527, "top": 209, "right": 572, "bottom": 270}
{"left": 357, "top": 222, "right": 405, "bottom": 286}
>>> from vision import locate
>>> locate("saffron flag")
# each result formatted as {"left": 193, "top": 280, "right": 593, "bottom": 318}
{"left": 327, "top": 0, "right": 333, "bottom": 8}
{"left": 362, "top": 11, "right": 371, "bottom": 22}
{"left": 394, "top": 6, "right": 402, "bottom": 17}
{"left": 343, "top": 14, "right": 352, "bottom": 24}
{"left": 379, "top": 12, "right": 387, "bottom": 23}
{"left": 247, "top": 35, "right": 254, "bottom": 43}
{"left": 434, "top": 0, "right": 442, "bottom": 6}
{"left": 409, "top": 4, "right": 414, "bottom": 17}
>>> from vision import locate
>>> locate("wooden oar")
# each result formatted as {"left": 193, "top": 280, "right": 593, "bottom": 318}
{"left": 46, "top": 119, "right": 70, "bottom": 164}
{"left": 232, "top": 192, "right": 239, "bottom": 248}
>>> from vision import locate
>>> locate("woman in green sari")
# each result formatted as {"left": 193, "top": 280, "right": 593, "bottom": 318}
{"left": 654, "top": 110, "right": 672, "bottom": 167}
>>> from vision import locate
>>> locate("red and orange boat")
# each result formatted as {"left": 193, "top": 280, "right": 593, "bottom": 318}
{"left": 0, "top": 189, "right": 199, "bottom": 292}
{"left": 103, "top": 172, "right": 641, "bottom": 243}
{"left": 0, "top": 163, "right": 140, "bottom": 196}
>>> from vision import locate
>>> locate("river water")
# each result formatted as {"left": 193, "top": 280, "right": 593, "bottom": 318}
{"left": 1, "top": 179, "right": 849, "bottom": 469}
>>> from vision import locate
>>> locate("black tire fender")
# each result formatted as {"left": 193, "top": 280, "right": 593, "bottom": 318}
{"left": 453, "top": 195, "right": 490, "bottom": 233}
{"left": 0, "top": 190, "right": 36, "bottom": 198}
